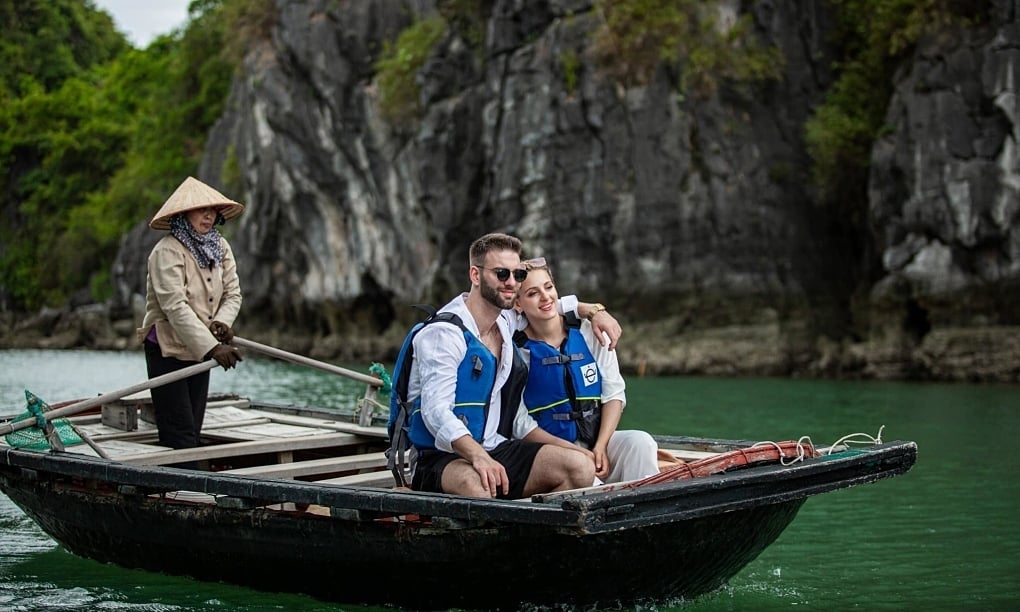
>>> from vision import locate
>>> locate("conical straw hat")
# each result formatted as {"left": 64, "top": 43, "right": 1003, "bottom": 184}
{"left": 148, "top": 176, "right": 245, "bottom": 230}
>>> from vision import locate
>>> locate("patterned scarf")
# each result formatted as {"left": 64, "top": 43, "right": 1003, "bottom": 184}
{"left": 169, "top": 214, "right": 224, "bottom": 269}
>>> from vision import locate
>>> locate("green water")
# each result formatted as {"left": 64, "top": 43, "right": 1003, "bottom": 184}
{"left": 1, "top": 349, "right": 1018, "bottom": 610}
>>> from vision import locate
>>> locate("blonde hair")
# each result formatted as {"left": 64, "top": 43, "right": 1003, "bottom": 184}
{"left": 523, "top": 257, "right": 553, "bottom": 283}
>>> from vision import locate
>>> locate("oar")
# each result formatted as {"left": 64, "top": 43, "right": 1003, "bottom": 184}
{"left": 232, "top": 336, "right": 383, "bottom": 387}
{"left": 0, "top": 359, "right": 219, "bottom": 437}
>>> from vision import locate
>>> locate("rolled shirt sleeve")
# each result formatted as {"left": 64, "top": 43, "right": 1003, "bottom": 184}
{"left": 512, "top": 399, "right": 540, "bottom": 439}
{"left": 582, "top": 319, "right": 626, "bottom": 408}
{"left": 410, "top": 322, "right": 473, "bottom": 453}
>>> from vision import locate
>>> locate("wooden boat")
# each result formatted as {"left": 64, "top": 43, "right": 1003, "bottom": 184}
{"left": 0, "top": 340, "right": 917, "bottom": 610}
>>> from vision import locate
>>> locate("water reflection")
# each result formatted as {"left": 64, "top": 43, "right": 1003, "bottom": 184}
{"left": 0, "top": 349, "right": 373, "bottom": 418}
{"left": 2, "top": 350, "right": 1019, "bottom": 609}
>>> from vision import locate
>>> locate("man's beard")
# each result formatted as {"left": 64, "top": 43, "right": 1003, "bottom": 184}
{"left": 480, "top": 276, "right": 515, "bottom": 310}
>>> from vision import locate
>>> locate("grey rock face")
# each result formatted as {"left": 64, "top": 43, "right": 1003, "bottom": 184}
{"left": 867, "top": 7, "right": 1020, "bottom": 379}
{"left": 102, "top": 0, "right": 1020, "bottom": 381}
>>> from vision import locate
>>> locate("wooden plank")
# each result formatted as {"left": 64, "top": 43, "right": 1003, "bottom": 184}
{"left": 75, "top": 417, "right": 274, "bottom": 442}
{"left": 116, "top": 432, "right": 367, "bottom": 466}
{"left": 200, "top": 405, "right": 261, "bottom": 425}
{"left": 201, "top": 422, "right": 337, "bottom": 442}
{"left": 64, "top": 439, "right": 172, "bottom": 458}
{"left": 242, "top": 409, "right": 388, "bottom": 438}
{"left": 74, "top": 419, "right": 158, "bottom": 439}
{"left": 220, "top": 452, "right": 389, "bottom": 478}
{"left": 67, "top": 404, "right": 354, "bottom": 457}
{"left": 665, "top": 449, "right": 720, "bottom": 461}
{"left": 71, "top": 403, "right": 260, "bottom": 437}
{"left": 317, "top": 470, "right": 395, "bottom": 488}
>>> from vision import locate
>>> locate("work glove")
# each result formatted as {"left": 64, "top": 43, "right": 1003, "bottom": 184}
{"left": 210, "top": 321, "right": 234, "bottom": 343}
{"left": 205, "top": 344, "right": 242, "bottom": 370}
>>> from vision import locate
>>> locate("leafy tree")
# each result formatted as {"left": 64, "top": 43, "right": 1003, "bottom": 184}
{"left": 0, "top": 0, "right": 247, "bottom": 310}
{"left": 590, "top": 0, "right": 783, "bottom": 95}
{"left": 0, "top": 0, "right": 127, "bottom": 97}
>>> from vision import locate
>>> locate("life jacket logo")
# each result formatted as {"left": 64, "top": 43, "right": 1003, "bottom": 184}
{"left": 581, "top": 362, "right": 598, "bottom": 386}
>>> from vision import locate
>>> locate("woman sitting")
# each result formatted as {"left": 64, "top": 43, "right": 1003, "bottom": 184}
{"left": 514, "top": 258, "right": 659, "bottom": 483}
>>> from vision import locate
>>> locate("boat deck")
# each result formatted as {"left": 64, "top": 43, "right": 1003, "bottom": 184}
{"left": 5, "top": 392, "right": 722, "bottom": 501}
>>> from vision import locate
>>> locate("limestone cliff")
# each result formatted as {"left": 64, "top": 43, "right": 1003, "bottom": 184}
{"left": 98, "top": 0, "right": 1020, "bottom": 382}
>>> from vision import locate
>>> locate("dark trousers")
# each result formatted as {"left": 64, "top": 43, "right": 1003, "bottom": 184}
{"left": 144, "top": 340, "right": 209, "bottom": 456}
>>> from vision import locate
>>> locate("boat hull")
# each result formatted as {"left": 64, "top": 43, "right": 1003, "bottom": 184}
{"left": 0, "top": 411, "right": 917, "bottom": 609}
{"left": 1, "top": 474, "right": 804, "bottom": 608}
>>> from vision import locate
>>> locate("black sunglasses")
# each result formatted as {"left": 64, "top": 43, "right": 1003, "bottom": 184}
{"left": 478, "top": 266, "right": 528, "bottom": 282}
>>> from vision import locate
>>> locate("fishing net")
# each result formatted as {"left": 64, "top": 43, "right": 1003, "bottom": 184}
{"left": 4, "top": 390, "right": 83, "bottom": 450}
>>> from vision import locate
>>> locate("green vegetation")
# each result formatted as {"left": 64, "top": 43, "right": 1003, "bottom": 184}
{"left": 0, "top": 0, "right": 128, "bottom": 97}
{"left": 0, "top": 0, "right": 264, "bottom": 310}
{"left": 220, "top": 0, "right": 277, "bottom": 65}
{"left": 560, "top": 48, "right": 581, "bottom": 96}
{"left": 805, "top": 0, "right": 988, "bottom": 204}
{"left": 0, "top": 0, "right": 994, "bottom": 315}
{"left": 375, "top": 16, "right": 447, "bottom": 125}
{"left": 437, "top": 0, "right": 491, "bottom": 50}
{"left": 590, "top": 0, "right": 783, "bottom": 95}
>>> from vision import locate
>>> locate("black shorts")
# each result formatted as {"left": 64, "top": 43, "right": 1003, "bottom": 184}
{"left": 412, "top": 439, "right": 543, "bottom": 500}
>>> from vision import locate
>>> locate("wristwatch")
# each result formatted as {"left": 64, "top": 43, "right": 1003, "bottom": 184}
{"left": 586, "top": 303, "right": 606, "bottom": 320}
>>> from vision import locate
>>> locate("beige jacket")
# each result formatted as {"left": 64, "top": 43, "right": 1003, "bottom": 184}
{"left": 137, "top": 234, "right": 242, "bottom": 361}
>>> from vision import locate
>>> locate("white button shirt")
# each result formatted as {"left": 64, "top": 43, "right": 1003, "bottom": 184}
{"left": 406, "top": 293, "right": 579, "bottom": 452}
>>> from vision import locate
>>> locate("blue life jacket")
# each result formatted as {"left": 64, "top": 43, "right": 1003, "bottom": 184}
{"left": 386, "top": 306, "right": 527, "bottom": 486}
{"left": 515, "top": 313, "right": 602, "bottom": 444}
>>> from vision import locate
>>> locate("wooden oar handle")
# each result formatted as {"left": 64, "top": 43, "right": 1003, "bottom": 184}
{"left": 0, "top": 359, "right": 219, "bottom": 437}
{"left": 232, "top": 337, "right": 383, "bottom": 387}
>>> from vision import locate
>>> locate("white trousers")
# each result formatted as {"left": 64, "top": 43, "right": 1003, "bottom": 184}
{"left": 581, "top": 429, "right": 660, "bottom": 483}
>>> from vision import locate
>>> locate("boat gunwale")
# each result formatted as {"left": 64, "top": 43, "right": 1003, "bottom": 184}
{"left": 550, "top": 440, "right": 917, "bottom": 529}
{"left": 0, "top": 438, "right": 917, "bottom": 529}
{"left": 557, "top": 439, "right": 918, "bottom": 507}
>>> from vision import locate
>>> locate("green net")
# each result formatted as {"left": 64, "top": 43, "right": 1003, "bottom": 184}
{"left": 4, "top": 390, "right": 83, "bottom": 450}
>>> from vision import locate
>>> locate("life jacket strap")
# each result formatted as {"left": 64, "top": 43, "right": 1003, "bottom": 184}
{"left": 551, "top": 407, "right": 596, "bottom": 421}
{"left": 386, "top": 401, "right": 417, "bottom": 487}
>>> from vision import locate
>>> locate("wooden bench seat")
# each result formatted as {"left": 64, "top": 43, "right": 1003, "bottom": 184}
{"left": 117, "top": 432, "right": 369, "bottom": 466}
{"left": 220, "top": 451, "right": 389, "bottom": 479}
{"left": 243, "top": 409, "right": 388, "bottom": 438}
{"left": 64, "top": 439, "right": 173, "bottom": 458}
{"left": 317, "top": 470, "right": 395, "bottom": 488}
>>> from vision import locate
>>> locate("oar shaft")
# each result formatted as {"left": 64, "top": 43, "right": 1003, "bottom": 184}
{"left": 0, "top": 359, "right": 218, "bottom": 436}
{"left": 233, "top": 337, "right": 382, "bottom": 387}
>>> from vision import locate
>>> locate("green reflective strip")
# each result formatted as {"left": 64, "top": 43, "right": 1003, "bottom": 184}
{"left": 574, "top": 395, "right": 600, "bottom": 402}
{"left": 527, "top": 398, "right": 571, "bottom": 414}
{"left": 453, "top": 402, "right": 487, "bottom": 408}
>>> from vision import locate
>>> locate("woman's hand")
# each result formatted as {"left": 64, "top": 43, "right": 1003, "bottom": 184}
{"left": 592, "top": 445, "right": 611, "bottom": 480}
{"left": 210, "top": 321, "right": 234, "bottom": 342}
{"left": 206, "top": 344, "right": 242, "bottom": 369}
